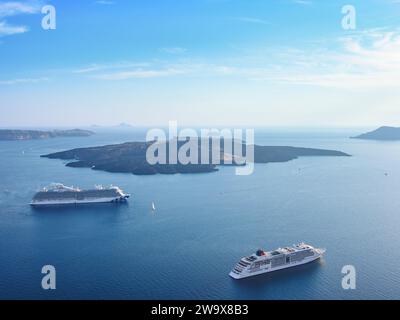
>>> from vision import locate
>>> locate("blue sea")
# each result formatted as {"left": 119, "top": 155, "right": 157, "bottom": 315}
{"left": 1, "top": 128, "right": 400, "bottom": 300}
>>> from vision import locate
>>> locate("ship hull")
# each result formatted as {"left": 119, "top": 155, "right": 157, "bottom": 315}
{"left": 229, "top": 253, "right": 323, "bottom": 280}
{"left": 30, "top": 196, "right": 129, "bottom": 207}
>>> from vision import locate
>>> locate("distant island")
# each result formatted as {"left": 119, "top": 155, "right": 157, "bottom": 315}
{"left": 90, "top": 123, "right": 134, "bottom": 129}
{"left": 116, "top": 122, "right": 134, "bottom": 128}
{"left": 351, "top": 126, "right": 400, "bottom": 141}
{"left": 41, "top": 139, "right": 350, "bottom": 175}
{"left": 0, "top": 129, "right": 95, "bottom": 141}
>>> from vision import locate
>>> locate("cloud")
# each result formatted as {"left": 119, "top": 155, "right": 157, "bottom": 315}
{"left": 65, "top": 28, "right": 400, "bottom": 89}
{"left": 222, "top": 29, "right": 400, "bottom": 88}
{"left": 0, "top": 1, "right": 40, "bottom": 17}
{"left": 235, "top": 17, "right": 270, "bottom": 25}
{"left": 0, "top": 1, "right": 41, "bottom": 37}
{"left": 0, "top": 77, "right": 48, "bottom": 85}
{"left": 292, "top": 0, "right": 312, "bottom": 5}
{"left": 72, "top": 60, "right": 196, "bottom": 80}
{"left": 160, "top": 47, "right": 187, "bottom": 54}
{"left": 92, "top": 68, "right": 186, "bottom": 80}
{"left": 73, "top": 65, "right": 105, "bottom": 74}
{"left": 94, "top": 1, "right": 115, "bottom": 5}
{"left": 72, "top": 62, "right": 151, "bottom": 74}
{"left": 0, "top": 20, "right": 28, "bottom": 36}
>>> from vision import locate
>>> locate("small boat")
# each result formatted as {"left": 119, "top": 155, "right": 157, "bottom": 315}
{"left": 151, "top": 202, "right": 156, "bottom": 211}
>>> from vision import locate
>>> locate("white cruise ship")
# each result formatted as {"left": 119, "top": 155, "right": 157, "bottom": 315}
{"left": 229, "top": 243, "right": 325, "bottom": 279}
{"left": 30, "top": 183, "right": 130, "bottom": 207}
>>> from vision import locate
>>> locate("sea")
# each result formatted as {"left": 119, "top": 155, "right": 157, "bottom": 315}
{"left": 1, "top": 128, "right": 400, "bottom": 300}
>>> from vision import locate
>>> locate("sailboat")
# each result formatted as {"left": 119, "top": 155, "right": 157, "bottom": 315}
{"left": 151, "top": 202, "right": 156, "bottom": 211}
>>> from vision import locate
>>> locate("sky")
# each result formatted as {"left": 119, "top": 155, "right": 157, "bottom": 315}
{"left": 0, "top": 0, "right": 399, "bottom": 128}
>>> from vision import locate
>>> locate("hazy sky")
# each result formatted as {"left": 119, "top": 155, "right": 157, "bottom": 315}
{"left": 0, "top": 0, "right": 399, "bottom": 127}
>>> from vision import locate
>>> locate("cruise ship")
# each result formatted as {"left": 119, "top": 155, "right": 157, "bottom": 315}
{"left": 30, "top": 184, "right": 130, "bottom": 207}
{"left": 229, "top": 243, "right": 325, "bottom": 279}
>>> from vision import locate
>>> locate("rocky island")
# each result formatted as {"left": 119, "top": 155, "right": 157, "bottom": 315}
{"left": 0, "top": 129, "right": 95, "bottom": 141}
{"left": 351, "top": 126, "right": 400, "bottom": 141}
{"left": 41, "top": 139, "right": 350, "bottom": 175}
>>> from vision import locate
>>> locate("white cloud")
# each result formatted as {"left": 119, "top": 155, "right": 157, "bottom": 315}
{"left": 235, "top": 17, "right": 270, "bottom": 25}
{"left": 73, "top": 65, "right": 105, "bottom": 74}
{"left": 299, "top": 30, "right": 400, "bottom": 88}
{"left": 73, "top": 62, "right": 151, "bottom": 74}
{"left": 160, "top": 47, "right": 187, "bottom": 54}
{"left": 92, "top": 68, "right": 187, "bottom": 80}
{"left": 208, "top": 29, "right": 400, "bottom": 89}
{"left": 0, "top": 1, "right": 41, "bottom": 37}
{"left": 0, "top": 20, "right": 28, "bottom": 36}
{"left": 67, "top": 29, "right": 400, "bottom": 89}
{"left": 292, "top": 0, "right": 312, "bottom": 5}
{"left": 0, "top": 1, "right": 40, "bottom": 17}
{"left": 0, "top": 77, "right": 48, "bottom": 85}
{"left": 94, "top": 1, "right": 115, "bottom": 5}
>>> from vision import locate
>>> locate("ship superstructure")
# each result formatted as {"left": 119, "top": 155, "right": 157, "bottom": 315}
{"left": 229, "top": 243, "right": 325, "bottom": 279}
{"left": 30, "top": 183, "right": 130, "bottom": 206}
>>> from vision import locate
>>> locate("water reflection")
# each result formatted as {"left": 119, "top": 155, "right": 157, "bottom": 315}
{"left": 30, "top": 202, "right": 130, "bottom": 215}
{"left": 231, "top": 260, "right": 324, "bottom": 291}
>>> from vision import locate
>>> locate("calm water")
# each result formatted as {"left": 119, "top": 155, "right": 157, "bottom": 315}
{"left": 1, "top": 128, "right": 400, "bottom": 300}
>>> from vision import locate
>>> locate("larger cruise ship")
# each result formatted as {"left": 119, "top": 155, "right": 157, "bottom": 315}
{"left": 30, "top": 183, "right": 130, "bottom": 207}
{"left": 229, "top": 243, "right": 325, "bottom": 279}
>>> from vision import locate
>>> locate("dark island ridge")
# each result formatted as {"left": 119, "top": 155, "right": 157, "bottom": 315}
{"left": 351, "top": 126, "right": 400, "bottom": 141}
{"left": 41, "top": 139, "right": 351, "bottom": 175}
{"left": 0, "top": 129, "right": 95, "bottom": 141}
